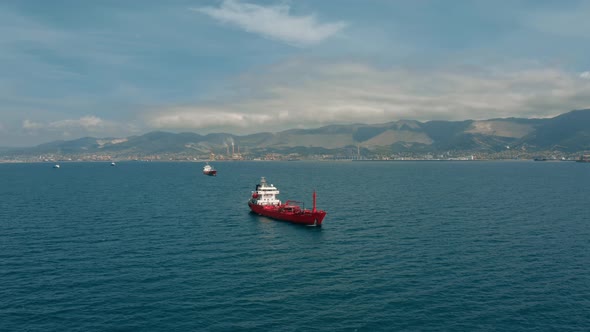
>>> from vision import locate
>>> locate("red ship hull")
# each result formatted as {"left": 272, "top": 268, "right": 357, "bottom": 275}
{"left": 203, "top": 170, "right": 217, "bottom": 176}
{"left": 248, "top": 202, "right": 327, "bottom": 226}
{"left": 248, "top": 177, "right": 326, "bottom": 226}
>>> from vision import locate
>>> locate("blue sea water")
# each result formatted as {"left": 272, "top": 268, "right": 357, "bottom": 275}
{"left": 0, "top": 161, "right": 589, "bottom": 331}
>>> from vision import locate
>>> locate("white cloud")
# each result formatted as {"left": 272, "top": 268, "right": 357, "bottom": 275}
{"left": 148, "top": 106, "right": 289, "bottom": 131}
{"left": 23, "top": 116, "right": 106, "bottom": 131}
{"left": 49, "top": 116, "right": 105, "bottom": 130}
{"left": 147, "top": 60, "right": 590, "bottom": 133}
{"left": 22, "top": 119, "right": 44, "bottom": 130}
{"left": 21, "top": 115, "right": 143, "bottom": 140}
{"left": 192, "top": 0, "right": 346, "bottom": 46}
{"left": 580, "top": 71, "right": 590, "bottom": 79}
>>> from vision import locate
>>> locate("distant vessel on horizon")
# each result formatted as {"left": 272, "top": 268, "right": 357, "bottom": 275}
{"left": 111, "top": 162, "right": 116, "bottom": 166}
{"left": 53, "top": 164, "right": 60, "bottom": 168}
{"left": 203, "top": 163, "right": 217, "bottom": 176}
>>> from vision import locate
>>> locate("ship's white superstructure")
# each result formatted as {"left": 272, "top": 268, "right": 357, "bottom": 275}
{"left": 251, "top": 177, "right": 281, "bottom": 206}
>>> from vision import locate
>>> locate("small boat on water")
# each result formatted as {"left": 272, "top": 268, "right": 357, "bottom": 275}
{"left": 111, "top": 162, "right": 116, "bottom": 166}
{"left": 248, "top": 177, "right": 327, "bottom": 226}
{"left": 203, "top": 163, "right": 217, "bottom": 176}
{"left": 53, "top": 164, "right": 60, "bottom": 168}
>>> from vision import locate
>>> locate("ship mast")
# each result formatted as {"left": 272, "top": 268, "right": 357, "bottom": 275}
{"left": 312, "top": 191, "right": 317, "bottom": 213}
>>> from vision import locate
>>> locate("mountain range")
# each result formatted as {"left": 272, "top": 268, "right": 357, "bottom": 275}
{"left": 4, "top": 109, "right": 590, "bottom": 159}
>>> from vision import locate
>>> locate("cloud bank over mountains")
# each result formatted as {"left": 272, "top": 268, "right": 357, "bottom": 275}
{"left": 146, "top": 61, "right": 590, "bottom": 134}
{"left": 17, "top": 61, "right": 590, "bottom": 141}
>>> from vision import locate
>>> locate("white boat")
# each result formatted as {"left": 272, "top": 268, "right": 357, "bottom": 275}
{"left": 111, "top": 162, "right": 116, "bottom": 166}
{"left": 53, "top": 164, "right": 60, "bottom": 168}
{"left": 203, "top": 163, "right": 217, "bottom": 176}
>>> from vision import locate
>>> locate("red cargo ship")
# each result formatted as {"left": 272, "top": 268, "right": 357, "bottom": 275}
{"left": 248, "top": 177, "right": 327, "bottom": 226}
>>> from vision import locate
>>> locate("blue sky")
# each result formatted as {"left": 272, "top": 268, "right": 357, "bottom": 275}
{"left": 1, "top": 0, "right": 590, "bottom": 146}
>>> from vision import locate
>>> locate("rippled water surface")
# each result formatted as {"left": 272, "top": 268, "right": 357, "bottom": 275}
{"left": 1, "top": 161, "right": 589, "bottom": 331}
